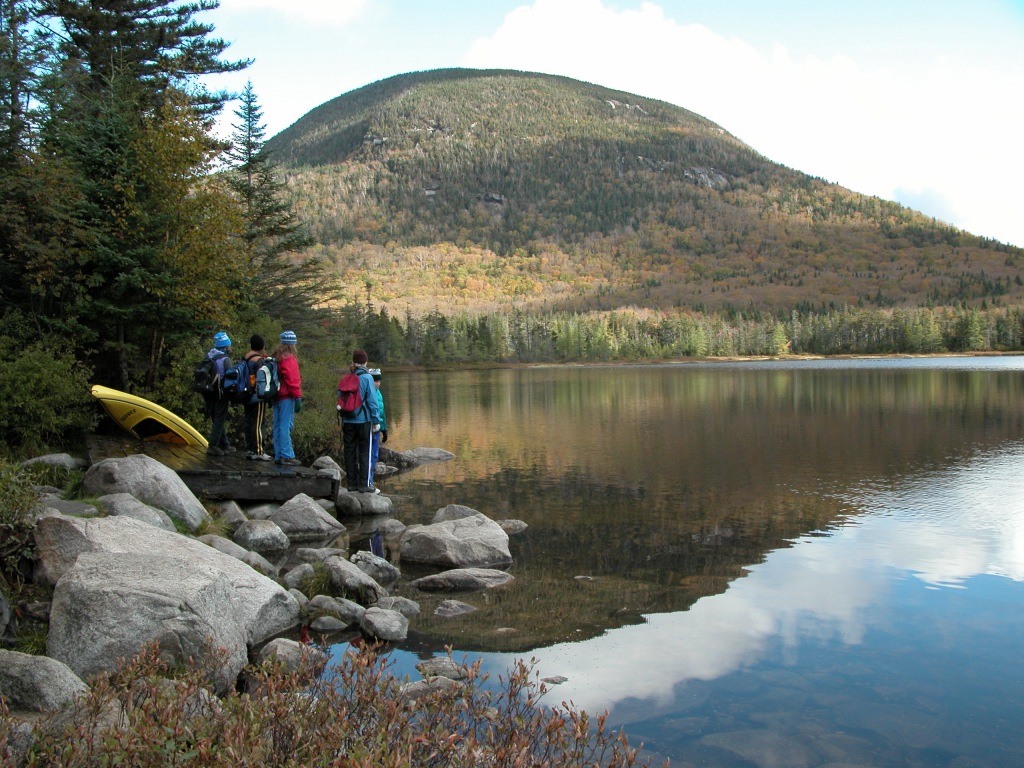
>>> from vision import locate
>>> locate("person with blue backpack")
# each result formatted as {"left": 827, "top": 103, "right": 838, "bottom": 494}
{"left": 204, "top": 332, "right": 236, "bottom": 456}
{"left": 242, "top": 335, "right": 272, "bottom": 461}
{"left": 338, "top": 348, "right": 380, "bottom": 493}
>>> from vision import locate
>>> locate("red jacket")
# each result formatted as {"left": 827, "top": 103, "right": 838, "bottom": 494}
{"left": 276, "top": 353, "right": 302, "bottom": 400}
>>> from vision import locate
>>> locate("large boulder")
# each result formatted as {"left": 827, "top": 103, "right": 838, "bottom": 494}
{"left": 324, "top": 556, "right": 386, "bottom": 605}
{"left": 270, "top": 493, "right": 346, "bottom": 542}
{"left": 48, "top": 552, "right": 249, "bottom": 694}
{"left": 257, "top": 638, "right": 328, "bottom": 675}
{"left": 307, "top": 594, "right": 365, "bottom": 627}
{"left": 381, "top": 447, "right": 455, "bottom": 470}
{"left": 282, "top": 562, "right": 315, "bottom": 591}
{"left": 39, "top": 499, "right": 97, "bottom": 517}
{"left": 374, "top": 595, "right": 421, "bottom": 618}
{"left": 409, "top": 567, "right": 515, "bottom": 592}
{"left": 20, "top": 453, "right": 87, "bottom": 472}
{"left": 0, "top": 650, "right": 88, "bottom": 712}
{"left": 431, "top": 504, "right": 479, "bottom": 523}
{"left": 350, "top": 550, "right": 400, "bottom": 588}
{"left": 96, "top": 493, "right": 176, "bottom": 531}
{"left": 82, "top": 455, "right": 209, "bottom": 532}
{"left": 232, "top": 519, "right": 289, "bottom": 556}
{"left": 34, "top": 515, "right": 298, "bottom": 647}
{"left": 198, "top": 534, "right": 249, "bottom": 559}
{"left": 360, "top": 606, "right": 408, "bottom": 642}
{"left": 212, "top": 500, "right": 248, "bottom": 532}
{"left": 400, "top": 513, "right": 512, "bottom": 568}
{"left": 335, "top": 490, "right": 394, "bottom": 517}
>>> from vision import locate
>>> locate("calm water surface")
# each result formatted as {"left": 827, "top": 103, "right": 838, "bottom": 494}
{"left": 334, "top": 357, "right": 1024, "bottom": 767}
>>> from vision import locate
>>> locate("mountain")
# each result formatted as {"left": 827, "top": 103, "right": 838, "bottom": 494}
{"left": 266, "top": 68, "right": 1023, "bottom": 317}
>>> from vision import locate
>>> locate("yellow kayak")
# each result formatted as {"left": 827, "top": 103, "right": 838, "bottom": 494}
{"left": 90, "top": 385, "right": 208, "bottom": 447}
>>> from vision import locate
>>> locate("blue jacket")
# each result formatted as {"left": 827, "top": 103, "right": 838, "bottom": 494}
{"left": 340, "top": 367, "right": 381, "bottom": 425}
{"left": 206, "top": 348, "right": 230, "bottom": 376}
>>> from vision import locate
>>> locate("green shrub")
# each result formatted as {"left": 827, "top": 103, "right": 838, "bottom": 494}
{"left": 14, "top": 643, "right": 663, "bottom": 767}
{"left": 0, "top": 461, "right": 41, "bottom": 596}
{"left": 0, "top": 336, "right": 97, "bottom": 456}
{"left": 299, "top": 562, "right": 333, "bottom": 600}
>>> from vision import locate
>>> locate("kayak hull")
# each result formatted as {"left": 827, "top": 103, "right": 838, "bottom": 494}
{"left": 90, "top": 385, "right": 208, "bottom": 447}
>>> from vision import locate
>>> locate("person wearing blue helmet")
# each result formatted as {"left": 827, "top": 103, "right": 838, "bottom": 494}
{"left": 205, "top": 331, "right": 236, "bottom": 456}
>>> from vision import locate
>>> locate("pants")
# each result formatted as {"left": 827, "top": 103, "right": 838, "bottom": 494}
{"left": 244, "top": 399, "right": 268, "bottom": 454}
{"left": 273, "top": 397, "right": 296, "bottom": 460}
{"left": 370, "top": 430, "right": 381, "bottom": 483}
{"left": 342, "top": 420, "right": 373, "bottom": 490}
{"left": 207, "top": 394, "right": 231, "bottom": 448}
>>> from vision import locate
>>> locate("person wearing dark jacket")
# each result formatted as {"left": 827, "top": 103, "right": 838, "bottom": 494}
{"left": 243, "top": 334, "right": 272, "bottom": 461}
{"left": 205, "top": 331, "right": 235, "bottom": 456}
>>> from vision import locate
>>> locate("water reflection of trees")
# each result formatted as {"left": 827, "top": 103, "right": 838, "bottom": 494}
{"left": 382, "top": 365, "right": 1024, "bottom": 653}
{"left": 389, "top": 469, "right": 850, "bottom": 653}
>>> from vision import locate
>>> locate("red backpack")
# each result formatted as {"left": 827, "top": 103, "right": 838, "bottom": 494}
{"left": 337, "top": 368, "right": 365, "bottom": 418}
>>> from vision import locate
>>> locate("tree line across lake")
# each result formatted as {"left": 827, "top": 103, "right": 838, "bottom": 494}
{"left": 351, "top": 303, "right": 1022, "bottom": 365}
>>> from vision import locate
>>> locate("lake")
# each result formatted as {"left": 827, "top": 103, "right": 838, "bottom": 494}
{"left": 333, "top": 356, "right": 1024, "bottom": 767}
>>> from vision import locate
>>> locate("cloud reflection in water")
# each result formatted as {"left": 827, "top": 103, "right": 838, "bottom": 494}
{"left": 490, "top": 442, "right": 1024, "bottom": 717}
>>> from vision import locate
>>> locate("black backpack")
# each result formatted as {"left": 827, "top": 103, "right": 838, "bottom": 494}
{"left": 192, "top": 352, "right": 227, "bottom": 395}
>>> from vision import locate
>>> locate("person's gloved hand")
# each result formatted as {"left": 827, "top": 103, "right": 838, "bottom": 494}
{"left": 294, "top": 398, "right": 302, "bottom": 413}
{"left": 380, "top": 430, "right": 388, "bottom": 444}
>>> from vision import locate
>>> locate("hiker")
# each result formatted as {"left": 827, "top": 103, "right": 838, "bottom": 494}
{"left": 205, "top": 332, "right": 236, "bottom": 456}
{"left": 272, "top": 330, "right": 303, "bottom": 466}
{"left": 243, "top": 334, "right": 272, "bottom": 461}
{"left": 339, "top": 349, "right": 381, "bottom": 493}
{"left": 368, "top": 367, "right": 388, "bottom": 486}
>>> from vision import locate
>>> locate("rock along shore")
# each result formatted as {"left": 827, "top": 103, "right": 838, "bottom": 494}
{"left": 1, "top": 447, "right": 528, "bottom": 760}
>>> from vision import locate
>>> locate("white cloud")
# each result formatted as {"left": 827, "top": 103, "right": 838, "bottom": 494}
{"left": 463, "top": 0, "right": 1024, "bottom": 247}
{"left": 216, "top": 0, "right": 369, "bottom": 26}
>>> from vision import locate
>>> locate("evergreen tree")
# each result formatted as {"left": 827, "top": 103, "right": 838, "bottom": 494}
{"left": 0, "top": 0, "right": 57, "bottom": 311}
{"left": 24, "top": 0, "right": 250, "bottom": 387}
{"left": 225, "top": 81, "right": 335, "bottom": 326}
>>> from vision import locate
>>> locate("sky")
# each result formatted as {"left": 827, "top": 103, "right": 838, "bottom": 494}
{"left": 202, "top": 0, "right": 1024, "bottom": 248}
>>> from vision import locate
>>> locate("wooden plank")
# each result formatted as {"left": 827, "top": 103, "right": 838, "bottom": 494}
{"left": 86, "top": 435, "right": 338, "bottom": 502}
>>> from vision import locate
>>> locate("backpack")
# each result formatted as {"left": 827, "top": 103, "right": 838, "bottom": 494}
{"left": 192, "top": 352, "right": 226, "bottom": 395}
{"left": 337, "top": 368, "right": 366, "bottom": 418}
{"left": 254, "top": 357, "right": 280, "bottom": 401}
{"left": 220, "top": 359, "right": 253, "bottom": 403}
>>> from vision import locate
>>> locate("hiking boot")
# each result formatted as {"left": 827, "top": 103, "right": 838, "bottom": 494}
{"left": 222, "top": 445, "right": 237, "bottom": 454}
{"left": 360, "top": 486, "right": 381, "bottom": 495}
{"left": 206, "top": 446, "right": 224, "bottom": 456}
{"left": 276, "top": 457, "right": 302, "bottom": 466}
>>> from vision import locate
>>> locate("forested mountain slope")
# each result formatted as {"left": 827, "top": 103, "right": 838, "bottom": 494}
{"left": 267, "top": 68, "right": 1022, "bottom": 316}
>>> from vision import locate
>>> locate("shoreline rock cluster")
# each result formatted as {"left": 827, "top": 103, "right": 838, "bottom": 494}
{"left": 0, "top": 448, "right": 528, "bottom": 754}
